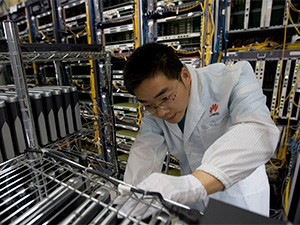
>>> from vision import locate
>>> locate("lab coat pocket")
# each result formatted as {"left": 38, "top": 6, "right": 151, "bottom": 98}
{"left": 198, "top": 116, "right": 228, "bottom": 149}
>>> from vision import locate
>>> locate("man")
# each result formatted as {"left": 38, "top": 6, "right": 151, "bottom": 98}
{"left": 122, "top": 43, "right": 280, "bottom": 217}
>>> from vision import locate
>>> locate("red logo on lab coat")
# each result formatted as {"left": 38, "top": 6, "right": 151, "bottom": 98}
{"left": 209, "top": 103, "right": 218, "bottom": 114}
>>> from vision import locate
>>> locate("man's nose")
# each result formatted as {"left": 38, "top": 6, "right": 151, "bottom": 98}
{"left": 154, "top": 107, "right": 170, "bottom": 118}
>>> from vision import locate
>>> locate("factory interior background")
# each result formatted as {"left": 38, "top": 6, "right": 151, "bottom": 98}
{"left": 0, "top": 0, "right": 299, "bottom": 224}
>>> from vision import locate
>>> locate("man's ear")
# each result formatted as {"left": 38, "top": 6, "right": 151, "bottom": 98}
{"left": 181, "top": 67, "right": 191, "bottom": 86}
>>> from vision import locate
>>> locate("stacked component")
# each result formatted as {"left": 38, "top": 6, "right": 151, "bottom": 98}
{"left": 102, "top": 0, "right": 135, "bottom": 54}
{"left": 0, "top": 93, "right": 27, "bottom": 162}
{"left": 0, "top": 86, "right": 82, "bottom": 162}
{"left": 111, "top": 60, "right": 140, "bottom": 171}
{"left": 154, "top": 2, "right": 202, "bottom": 52}
{"left": 0, "top": 95, "right": 27, "bottom": 156}
{"left": 0, "top": 151, "right": 201, "bottom": 224}
{"left": 0, "top": 100, "right": 16, "bottom": 161}
{"left": 226, "top": 51, "right": 300, "bottom": 122}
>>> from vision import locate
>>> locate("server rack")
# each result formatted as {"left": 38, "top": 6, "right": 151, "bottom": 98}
{"left": 101, "top": 0, "right": 135, "bottom": 53}
{"left": 225, "top": 0, "right": 300, "bottom": 219}
{"left": 97, "top": 0, "right": 140, "bottom": 172}
{"left": 151, "top": 1, "right": 202, "bottom": 49}
{"left": 145, "top": 0, "right": 224, "bottom": 67}
{"left": 225, "top": 0, "right": 300, "bottom": 54}
{"left": 111, "top": 58, "right": 141, "bottom": 172}
{"left": 225, "top": 50, "right": 300, "bottom": 123}
{"left": 9, "top": 3, "right": 28, "bottom": 43}
{"left": 60, "top": 0, "right": 87, "bottom": 44}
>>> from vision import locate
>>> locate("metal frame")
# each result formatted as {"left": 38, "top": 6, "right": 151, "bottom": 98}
{"left": 243, "top": 0, "right": 250, "bottom": 30}
{"left": 254, "top": 60, "right": 266, "bottom": 87}
{"left": 0, "top": 151, "right": 202, "bottom": 224}
{"left": 260, "top": 0, "right": 273, "bottom": 28}
{"left": 0, "top": 51, "right": 109, "bottom": 64}
{"left": 3, "top": 21, "right": 38, "bottom": 149}
{"left": 1, "top": 20, "right": 119, "bottom": 173}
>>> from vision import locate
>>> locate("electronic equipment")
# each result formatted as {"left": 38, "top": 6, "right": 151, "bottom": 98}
{"left": 0, "top": 100, "right": 15, "bottom": 161}
{"left": 0, "top": 95, "right": 27, "bottom": 155}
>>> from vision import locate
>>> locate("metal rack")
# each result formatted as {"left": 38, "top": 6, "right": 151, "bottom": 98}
{"left": 0, "top": 27, "right": 199, "bottom": 220}
{"left": 0, "top": 151, "right": 202, "bottom": 224}
{"left": 0, "top": 51, "right": 108, "bottom": 64}
{"left": 226, "top": 49, "right": 300, "bottom": 122}
{"left": 1, "top": 20, "right": 118, "bottom": 173}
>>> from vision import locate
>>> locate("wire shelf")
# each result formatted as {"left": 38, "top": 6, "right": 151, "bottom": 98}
{"left": 0, "top": 51, "right": 108, "bottom": 64}
{"left": 0, "top": 152, "right": 201, "bottom": 224}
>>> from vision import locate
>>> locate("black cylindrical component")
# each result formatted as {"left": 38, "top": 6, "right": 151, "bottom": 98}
{"left": 33, "top": 87, "right": 67, "bottom": 138}
{"left": 50, "top": 89, "right": 67, "bottom": 138}
{"left": 29, "top": 93, "right": 48, "bottom": 146}
{"left": 69, "top": 86, "right": 82, "bottom": 131}
{"left": 0, "top": 95, "right": 27, "bottom": 155}
{"left": 0, "top": 100, "right": 15, "bottom": 161}
{"left": 44, "top": 86, "right": 75, "bottom": 134}
{"left": 60, "top": 87, "right": 75, "bottom": 134}
{"left": 30, "top": 90, "right": 58, "bottom": 142}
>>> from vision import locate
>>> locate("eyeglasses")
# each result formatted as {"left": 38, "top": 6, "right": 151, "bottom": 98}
{"left": 142, "top": 82, "right": 178, "bottom": 113}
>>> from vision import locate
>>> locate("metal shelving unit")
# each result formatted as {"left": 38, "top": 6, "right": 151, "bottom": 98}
{"left": 0, "top": 16, "right": 201, "bottom": 219}
{"left": 0, "top": 150, "right": 203, "bottom": 224}
{"left": 1, "top": 20, "right": 118, "bottom": 172}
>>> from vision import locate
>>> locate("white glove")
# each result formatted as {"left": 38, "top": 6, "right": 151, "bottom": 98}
{"left": 114, "top": 190, "right": 163, "bottom": 220}
{"left": 137, "top": 172, "right": 207, "bottom": 205}
{"left": 115, "top": 173, "right": 207, "bottom": 220}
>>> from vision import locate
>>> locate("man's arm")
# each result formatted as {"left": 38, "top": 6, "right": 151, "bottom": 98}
{"left": 192, "top": 170, "right": 224, "bottom": 194}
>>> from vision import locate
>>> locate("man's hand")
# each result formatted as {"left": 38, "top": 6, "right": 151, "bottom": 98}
{"left": 115, "top": 193, "right": 162, "bottom": 220}
{"left": 137, "top": 172, "right": 207, "bottom": 205}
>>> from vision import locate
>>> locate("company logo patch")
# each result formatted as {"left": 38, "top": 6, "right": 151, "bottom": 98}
{"left": 209, "top": 103, "right": 219, "bottom": 117}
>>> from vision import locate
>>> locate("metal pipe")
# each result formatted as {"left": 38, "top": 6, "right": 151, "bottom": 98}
{"left": 3, "top": 21, "right": 39, "bottom": 150}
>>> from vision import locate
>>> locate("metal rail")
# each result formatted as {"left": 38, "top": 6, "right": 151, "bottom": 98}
{"left": 0, "top": 51, "right": 108, "bottom": 64}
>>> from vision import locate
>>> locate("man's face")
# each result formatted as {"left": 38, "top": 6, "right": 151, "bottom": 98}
{"left": 134, "top": 68, "right": 191, "bottom": 123}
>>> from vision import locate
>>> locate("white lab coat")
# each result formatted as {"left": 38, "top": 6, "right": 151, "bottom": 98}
{"left": 124, "top": 61, "right": 280, "bottom": 217}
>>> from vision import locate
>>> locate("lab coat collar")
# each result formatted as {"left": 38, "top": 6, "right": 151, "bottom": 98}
{"left": 165, "top": 65, "right": 205, "bottom": 142}
{"left": 184, "top": 65, "right": 205, "bottom": 142}
{"left": 165, "top": 120, "right": 183, "bottom": 139}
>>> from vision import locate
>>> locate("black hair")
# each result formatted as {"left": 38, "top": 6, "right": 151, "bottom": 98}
{"left": 123, "top": 43, "right": 183, "bottom": 95}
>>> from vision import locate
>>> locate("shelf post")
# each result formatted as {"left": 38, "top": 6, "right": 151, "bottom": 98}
{"left": 3, "top": 21, "right": 39, "bottom": 150}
